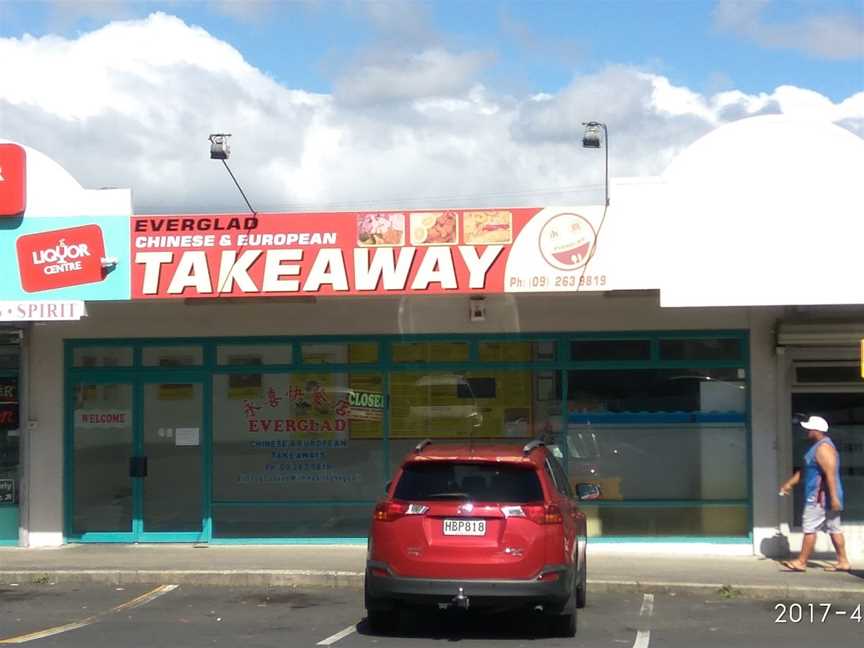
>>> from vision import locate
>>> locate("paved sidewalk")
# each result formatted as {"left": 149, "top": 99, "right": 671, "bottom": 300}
{"left": 1, "top": 545, "right": 861, "bottom": 600}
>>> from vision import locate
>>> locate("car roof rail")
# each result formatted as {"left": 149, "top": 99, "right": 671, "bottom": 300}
{"left": 414, "top": 438, "right": 433, "bottom": 454}
{"left": 522, "top": 439, "right": 545, "bottom": 455}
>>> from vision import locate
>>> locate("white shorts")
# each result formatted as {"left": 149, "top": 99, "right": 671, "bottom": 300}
{"left": 802, "top": 503, "right": 842, "bottom": 534}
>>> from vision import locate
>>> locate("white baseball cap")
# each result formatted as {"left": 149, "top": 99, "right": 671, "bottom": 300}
{"left": 800, "top": 415, "right": 829, "bottom": 433}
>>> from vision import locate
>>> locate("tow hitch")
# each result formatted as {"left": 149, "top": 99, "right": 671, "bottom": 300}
{"left": 451, "top": 587, "right": 470, "bottom": 610}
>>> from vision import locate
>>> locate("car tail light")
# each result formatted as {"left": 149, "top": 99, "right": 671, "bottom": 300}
{"left": 538, "top": 571, "right": 560, "bottom": 582}
{"left": 524, "top": 504, "right": 564, "bottom": 525}
{"left": 373, "top": 502, "right": 428, "bottom": 522}
{"left": 370, "top": 567, "right": 389, "bottom": 578}
{"left": 374, "top": 502, "right": 407, "bottom": 521}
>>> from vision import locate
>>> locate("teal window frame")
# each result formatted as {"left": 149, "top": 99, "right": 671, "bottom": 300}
{"left": 64, "top": 329, "right": 751, "bottom": 544}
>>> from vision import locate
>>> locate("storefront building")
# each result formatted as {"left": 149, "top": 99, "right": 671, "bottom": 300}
{"left": 1, "top": 116, "right": 862, "bottom": 556}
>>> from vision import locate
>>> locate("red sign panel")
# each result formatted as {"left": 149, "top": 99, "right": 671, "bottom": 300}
{"left": 16, "top": 224, "right": 108, "bottom": 293}
{"left": 0, "top": 144, "right": 27, "bottom": 217}
{"left": 0, "top": 378, "right": 17, "bottom": 429}
{"left": 130, "top": 207, "right": 611, "bottom": 299}
{"left": 130, "top": 210, "right": 535, "bottom": 298}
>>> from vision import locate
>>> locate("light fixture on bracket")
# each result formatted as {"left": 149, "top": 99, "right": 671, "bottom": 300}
{"left": 581, "top": 120, "right": 609, "bottom": 206}
{"left": 469, "top": 296, "right": 486, "bottom": 322}
{"left": 209, "top": 133, "right": 231, "bottom": 160}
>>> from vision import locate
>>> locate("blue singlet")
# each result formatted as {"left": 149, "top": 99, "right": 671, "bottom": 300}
{"left": 803, "top": 437, "right": 844, "bottom": 510}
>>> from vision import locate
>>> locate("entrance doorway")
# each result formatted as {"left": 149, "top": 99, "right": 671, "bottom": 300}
{"left": 789, "top": 391, "right": 863, "bottom": 527}
{"left": 67, "top": 376, "right": 207, "bottom": 542}
{"left": 788, "top": 357, "right": 863, "bottom": 529}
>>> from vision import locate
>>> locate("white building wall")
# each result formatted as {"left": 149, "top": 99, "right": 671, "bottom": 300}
{"left": 24, "top": 294, "right": 778, "bottom": 550}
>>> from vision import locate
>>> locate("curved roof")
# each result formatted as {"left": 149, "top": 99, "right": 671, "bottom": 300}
{"left": 659, "top": 116, "right": 864, "bottom": 307}
{"left": 663, "top": 115, "right": 863, "bottom": 189}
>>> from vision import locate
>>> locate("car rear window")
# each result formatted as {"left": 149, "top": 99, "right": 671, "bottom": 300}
{"left": 394, "top": 462, "right": 544, "bottom": 503}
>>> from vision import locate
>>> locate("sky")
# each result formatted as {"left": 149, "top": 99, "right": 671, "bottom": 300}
{"left": 0, "top": 0, "right": 862, "bottom": 213}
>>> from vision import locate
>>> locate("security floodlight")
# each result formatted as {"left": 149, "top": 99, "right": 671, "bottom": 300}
{"left": 581, "top": 121, "right": 609, "bottom": 206}
{"left": 581, "top": 123, "right": 602, "bottom": 149}
{"left": 209, "top": 133, "right": 231, "bottom": 160}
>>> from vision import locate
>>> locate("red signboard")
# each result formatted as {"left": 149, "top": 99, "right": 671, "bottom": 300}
{"left": 0, "top": 144, "right": 26, "bottom": 217}
{"left": 130, "top": 208, "right": 606, "bottom": 299}
{"left": 16, "top": 224, "right": 108, "bottom": 293}
{"left": 0, "top": 378, "right": 17, "bottom": 429}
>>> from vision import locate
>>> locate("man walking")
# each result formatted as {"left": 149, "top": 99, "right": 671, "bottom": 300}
{"left": 779, "top": 415, "right": 851, "bottom": 572}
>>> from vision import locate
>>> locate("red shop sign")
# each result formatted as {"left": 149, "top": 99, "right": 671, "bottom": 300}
{"left": 130, "top": 209, "right": 550, "bottom": 299}
{"left": 0, "top": 143, "right": 27, "bottom": 217}
{"left": 16, "top": 224, "right": 108, "bottom": 293}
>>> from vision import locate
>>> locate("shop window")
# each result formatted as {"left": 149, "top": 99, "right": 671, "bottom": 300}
{"left": 478, "top": 341, "right": 556, "bottom": 362}
{"left": 567, "top": 368, "right": 746, "bottom": 413}
{"left": 565, "top": 423, "right": 748, "bottom": 501}
{"left": 212, "top": 372, "right": 385, "bottom": 507}
{"left": 794, "top": 364, "right": 861, "bottom": 384}
{"left": 388, "top": 370, "right": 561, "bottom": 473}
{"left": 659, "top": 338, "right": 742, "bottom": 362}
{"left": 0, "top": 345, "right": 19, "bottom": 370}
{"left": 570, "top": 339, "right": 650, "bottom": 361}
{"left": 72, "top": 346, "right": 133, "bottom": 367}
{"left": 213, "top": 504, "right": 373, "bottom": 538}
{"left": 392, "top": 341, "right": 469, "bottom": 363}
{"left": 579, "top": 505, "right": 748, "bottom": 538}
{"left": 217, "top": 344, "right": 293, "bottom": 366}
{"left": 0, "top": 376, "right": 19, "bottom": 509}
{"left": 301, "top": 343, "right": 378, "bottom": 365}
{"left": 142, "top": 346, "right": 203, "bottom": 367}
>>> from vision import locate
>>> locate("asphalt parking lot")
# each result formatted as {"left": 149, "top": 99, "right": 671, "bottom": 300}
{"left": 1, "top": 582, "right": 861, "bottom": 647}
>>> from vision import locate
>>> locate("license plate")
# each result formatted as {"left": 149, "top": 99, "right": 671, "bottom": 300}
{"left": 443, "top": 519, "right": 486, "bottom": 536}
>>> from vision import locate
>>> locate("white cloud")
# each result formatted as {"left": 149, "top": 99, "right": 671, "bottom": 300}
{"left": 714, "top": 0, "right": 864, "bottom": 60}
{"left": 0, "top": 13, "right": 861, "bottom": 214}
{"left": 333, "top": 48, "right": 494, "bottom": 105}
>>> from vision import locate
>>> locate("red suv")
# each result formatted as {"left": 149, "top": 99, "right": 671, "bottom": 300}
{"left": 365, "top": 439, "right": 598, "bottom": 637}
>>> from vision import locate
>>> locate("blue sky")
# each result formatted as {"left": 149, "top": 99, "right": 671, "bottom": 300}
{"left": 2, "top": 1, "right": 862, "bottom": 101}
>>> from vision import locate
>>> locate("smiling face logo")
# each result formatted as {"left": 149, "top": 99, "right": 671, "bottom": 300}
{"left": 538, "top": 213, "right": 596, "bottom": 271}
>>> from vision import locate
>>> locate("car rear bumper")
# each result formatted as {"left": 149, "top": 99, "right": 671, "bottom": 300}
{"left": 365, "top": 562, "right": 573, "bottom": 611}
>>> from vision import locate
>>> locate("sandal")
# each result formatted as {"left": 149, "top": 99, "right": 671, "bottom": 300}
{"left": 823, "top": 564, "right": 851, "bottom": 572}
{"left": 781, "top": 560, "right": 807, "bottom": 572}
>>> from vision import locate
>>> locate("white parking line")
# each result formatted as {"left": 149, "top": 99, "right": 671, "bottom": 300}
{"left": 639, "top": 593, "right": 655, "bottom": 617}
{"left": 632, "top": 593, "right": 654, "bottom": 648}
{"left": 0, "top": 584, "right": 179, "bottom": 644}
{"left": 316, "top": 624, "right": 357, "bottom": 646}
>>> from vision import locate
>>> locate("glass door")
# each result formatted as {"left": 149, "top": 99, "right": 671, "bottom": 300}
{"left": 70, "top": 382, "right": 135, "bottom": 539}
{"left": 69, "top": 378, "right": 206, "bottom": 542}
{"left": 138, "top": 380, "right": 205, "bottom": 540}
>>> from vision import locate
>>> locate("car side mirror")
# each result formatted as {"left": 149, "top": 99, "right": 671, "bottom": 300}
{"left": 576, "top": 483, "right": 601, "bottom": 501}
{"left": 385, "top": 480, "right": 392, "bottom": 494}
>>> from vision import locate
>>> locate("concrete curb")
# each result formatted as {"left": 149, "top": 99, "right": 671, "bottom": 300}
{"left": 0, "top": 570, "right": 366, "bottom": 588}
{"left": 1, "top": 571, "right": 861, "bottom": 601}
{"left": 588, "top": 580, "right": 864, "bottom": 602}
